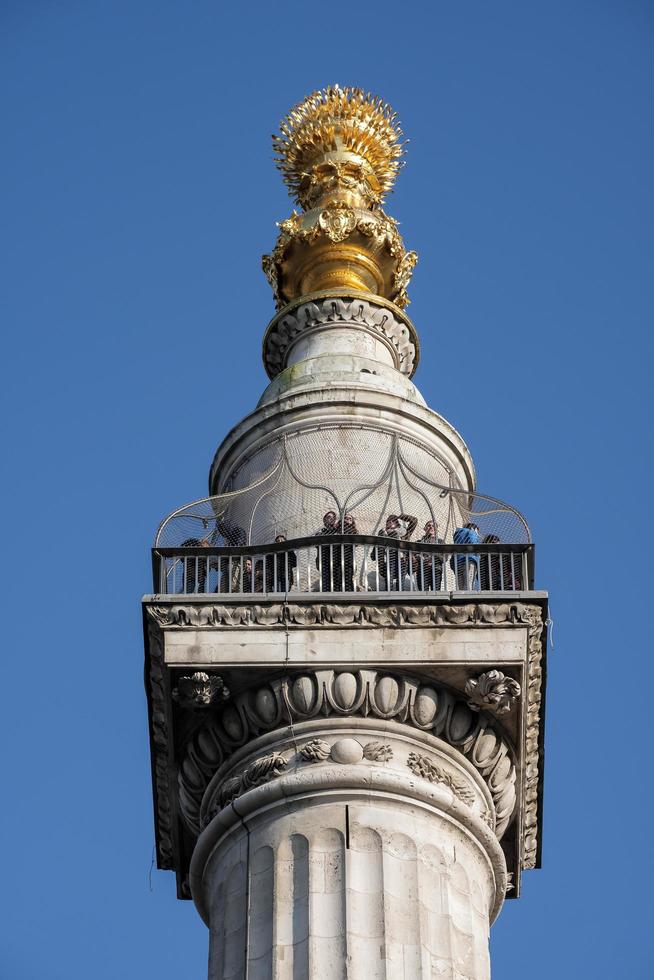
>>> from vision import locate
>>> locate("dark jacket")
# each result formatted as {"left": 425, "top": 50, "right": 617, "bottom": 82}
{"left": 316, "top": 522, "right": 356, "bottom": 590}
{"left": 372, "top": 515, "right": 417, "bottom": 584}
{"left": 417, "top": 533, "right": 444, "bottom": 588}
{"left": 479, "top": 542, "right": 521, "bottom": 590}
{"left": 265, "top": 549, "right": 297, "bottom": 592}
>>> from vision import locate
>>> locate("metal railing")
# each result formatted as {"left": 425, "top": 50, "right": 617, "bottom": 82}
{"left": 152, "top": 535, "right": 534, "bottom": 596}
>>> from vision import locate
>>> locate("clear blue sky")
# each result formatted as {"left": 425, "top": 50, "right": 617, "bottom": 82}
{"left": 1, "top": 2, "right": 652, "bottom": 977}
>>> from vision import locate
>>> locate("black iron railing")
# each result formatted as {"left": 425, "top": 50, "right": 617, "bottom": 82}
{"left": 152, "top": 535, "right": 534, "bottom": 596}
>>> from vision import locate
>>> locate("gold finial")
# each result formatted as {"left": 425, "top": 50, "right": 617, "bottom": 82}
{"left": 263, "top": 86, "right": 417, "bottom": 310}
{"left": 272, "top": 84, "right": 405, "bottom": 210}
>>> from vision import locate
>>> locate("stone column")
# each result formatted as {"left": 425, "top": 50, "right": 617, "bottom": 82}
{"left": 143, "top": 83, "right": 548, "bottom": 980}
{"left": 190, "top": 718, "right": 507, "bottom": 980}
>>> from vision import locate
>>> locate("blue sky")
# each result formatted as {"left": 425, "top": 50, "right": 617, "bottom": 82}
{"left": 1, "top": 2, "right": 652, "bottom": 977}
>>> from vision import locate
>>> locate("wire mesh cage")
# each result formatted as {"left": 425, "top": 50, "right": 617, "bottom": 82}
{"left": 155, "top": 425, "right": 530, "bottom": 549}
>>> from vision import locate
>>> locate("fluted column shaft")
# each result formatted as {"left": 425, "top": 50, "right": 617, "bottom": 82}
{"left": 191, "top": 722, "right": 506, "bottom": 980}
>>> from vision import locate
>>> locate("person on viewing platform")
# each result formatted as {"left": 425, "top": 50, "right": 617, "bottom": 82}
{"left": 372, "top": 513, "right": 418, "bottom": 590}
{"left": 316, "top": 510, "right": 339, "bottom": 591}
{"left": 418, "top": 519, "right": 444, "bottom": 591}
{"left": 213, "top": 516, "right": 246, "bottom": 547}
{"left": 480, "top": 533, "right": 521, "bottom": 591}
{"left": 340, "top": 512, "right": 358, "bottom": 591}
{"left": 237, "top": 557, "right": 264, "bottom": 593}
{"left": 316, "top": 509, "right": 356, "bottom": 591}
{"left": 209, "top": 516, "right": 247, "bottom": 592}
{"left": 180, "top": 537, "right": 211, "bottom": 593}
{"left": 452, "top": 522, "right": 481, "bottom": 590}
{"left": 241, "top": 557, "right": 253, "bottom": 592}
{"left": 265, "top": 534, "right": 297, "bottom": 593}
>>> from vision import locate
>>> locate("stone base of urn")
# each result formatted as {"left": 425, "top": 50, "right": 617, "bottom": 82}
{"left": 191, "top": 720, "right": 505, "bottom": 980}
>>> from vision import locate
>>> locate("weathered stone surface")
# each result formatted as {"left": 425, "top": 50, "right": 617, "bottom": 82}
{"left": 145, "top": 568, "right": 546, "bottom": 979}
{"left": 144, "top": 598, "right": 546, "bottom": 902}
{"left": 262, "top": 295, "right": 420, "bottom": 380}
{"left": 195, "top": 769, "right": 501, "bottom": 980}
{"left": 161, "top": 622, "right": 528, "bottom": 665}
{"left": 465, "top": 670, "right": 521, "bottom": 716}
{"left": 208, "top": 382, "right": 477, "bottom": 499}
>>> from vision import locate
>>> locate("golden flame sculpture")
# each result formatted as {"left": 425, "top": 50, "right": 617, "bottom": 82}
{"left": 263, "top": 85, "right": 417, "bottom": 309}
{"left": 273, "top": 85, "right": 405, "bottom": 210}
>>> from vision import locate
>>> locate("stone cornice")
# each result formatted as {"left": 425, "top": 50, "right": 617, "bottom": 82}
{"left": 519, "top": 603, "right": 545, "bottom": 870}
{"left": 145, "top": 617, "right": 175, "bottom": 870}
{"left": 146, "top": 598, "right": 544, "bottom": 629}
{"left": 143, "top": 600, "right": 545, "bottom": 883}
{"left": 262, "top": 294, "right": 419, "bottom": 378}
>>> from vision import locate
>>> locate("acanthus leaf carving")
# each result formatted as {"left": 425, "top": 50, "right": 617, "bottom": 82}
{"left": 299, "top": 739, "right": 331, "bottom": 762}
{"left": 287, "top": 603, "right": 321, "bottom": 626}
{"left": 391, "top": 249, "right": 418, "bottom": 308}
{"left": 363, "top": 741, "right": 393, "bottom": 762}
{"left": 365, "top": 605, "right": 398, "bottom": 627}
{"left": 465, "top": 670, "right": 521, "bottom": 716}
{"left": 148, "top": 605, "right": 175, "bottom": 626}
{"left": 250, "top": 605, "right": 283, "bottom": 626}
{"left": 515, "top": 604, "right": 544, "bottom": 870}
{"left": 398, "top": 605, "right": 433, "bottom": 625}
{"left": 435, "top": 604, "right": 476, "bottom": 625}
{"left": 478, "top": 603, "right": 514, "bottom": 625}
{"left": 406, "top": 752, "right": 476, "bottom": 807}
{"left": 173, "top": 672, "right": 230, "bottom": 708}
{"left": 322, "top": 604, "right": 360, "bottom": 626}
{"left": 214, "top": 751, "right": 288, "bottom": 814}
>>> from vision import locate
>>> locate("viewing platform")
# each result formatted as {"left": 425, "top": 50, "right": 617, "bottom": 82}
{"left": 152, "top": 535, "right": 535, "bottom": 597}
